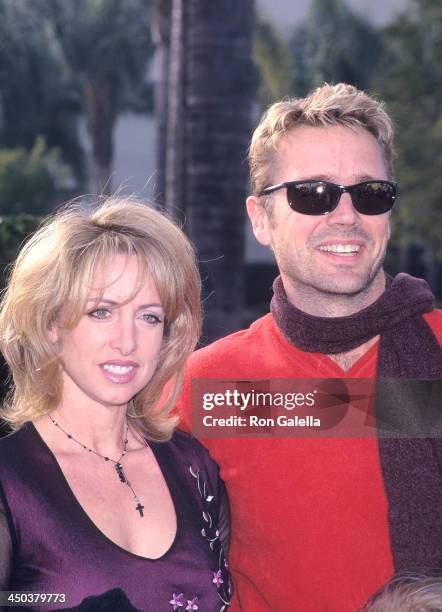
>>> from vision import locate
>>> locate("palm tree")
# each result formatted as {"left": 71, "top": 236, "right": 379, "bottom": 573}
{"left": 290, "top": 0, "right": 382, "bottom": 95}
{"left": 44, "top": 0, "right": 153, "bottom": 194}
{"left": 159, "top": 0, "right": 256, "bottom": 342}
{"left": 0, "top": 0, "right": 84, "bottom": 182}
{"left": 151, "top": 0, "right": 171, "bottom": 204}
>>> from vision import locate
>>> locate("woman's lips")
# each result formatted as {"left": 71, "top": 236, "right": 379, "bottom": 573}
{"left": 99, "top": 362, "right": 139, "bottom": 384}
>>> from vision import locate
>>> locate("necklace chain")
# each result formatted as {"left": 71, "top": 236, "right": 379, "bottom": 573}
{"left": 48, "top": 413, "right": 145, "bottom": 517}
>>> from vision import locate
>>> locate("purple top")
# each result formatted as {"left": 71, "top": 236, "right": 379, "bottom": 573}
{"left": 0, "top": 424, "right": 230, "bottom": 611}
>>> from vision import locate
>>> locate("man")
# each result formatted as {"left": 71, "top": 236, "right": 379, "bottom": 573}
{"left": 177, "top": 83, "right": 442, "bottom": 611}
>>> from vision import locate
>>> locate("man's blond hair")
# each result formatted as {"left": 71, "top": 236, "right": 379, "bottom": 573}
{"left": 249, "top": 83, "right": 396, "bottom": 195}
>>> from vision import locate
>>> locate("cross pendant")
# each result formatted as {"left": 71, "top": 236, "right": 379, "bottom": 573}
{"left": 115, "top": 462, "right": 127, "bottom": 483}
{"left": 136, "top": 502, "right": 145, "bottom": 517}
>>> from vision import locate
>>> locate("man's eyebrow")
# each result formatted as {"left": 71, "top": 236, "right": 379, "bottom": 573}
{"left": 295, "top": 174, "right": 381, "bottom": 183}
{"left": 356, "top": 174, "right": 380, "bottom": 182}
{"left": 295, "top": 174, "right": 335, "bottom": 182}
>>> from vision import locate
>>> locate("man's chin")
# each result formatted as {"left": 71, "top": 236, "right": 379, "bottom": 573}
{"left": 310, "top": 269, "right": 384, "bottom": 297}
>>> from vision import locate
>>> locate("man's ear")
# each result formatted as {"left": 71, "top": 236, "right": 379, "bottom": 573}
{"left": 246, "top": 195, "right": 272, "bottom": 247}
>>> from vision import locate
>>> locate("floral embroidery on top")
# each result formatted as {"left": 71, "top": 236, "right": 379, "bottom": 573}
{"left": 189, "top": 464, "right": 231, "bottom": 611}
{"left": 186, "top": 597, "right": 199, "bottom": 611}
{"left": 169, "top": 594, "right": 199, "bottom": 611}
{"left": 170, "top": 593, "right": 185, "bottom": 610}
{"left": 212, "top": 570, "right": 224, "bottom": 587}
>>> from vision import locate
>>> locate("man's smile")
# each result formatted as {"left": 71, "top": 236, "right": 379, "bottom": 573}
{"left": 318, "top": 244, "right": 362, "bottom": 255}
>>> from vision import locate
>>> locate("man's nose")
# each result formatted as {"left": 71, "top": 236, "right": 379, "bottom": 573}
{"left": 110, "top": 319, "right": 137, "bottom": 354}
{"left": 326, "top": 192, "right": 359, "bottom": 225}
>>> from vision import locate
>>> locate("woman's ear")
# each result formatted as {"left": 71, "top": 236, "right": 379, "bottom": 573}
{"left": 47, "top": 321, "right": 59, "bottom": 345}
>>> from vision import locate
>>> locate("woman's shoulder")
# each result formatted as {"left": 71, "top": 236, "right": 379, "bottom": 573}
{"left": 167, "top": 427, "right": 207, "bottom": 450}
{"left": 168, "top": 428, "right": 215, "bottom": 464}
{"left": 0, "top": 425, "right": 29, "bottom": 455}
{"left": 0, "top": 424, "right": 39, "bottom": 473}
{"left": 150, "top": 428, "right": 221, "bottom": 487}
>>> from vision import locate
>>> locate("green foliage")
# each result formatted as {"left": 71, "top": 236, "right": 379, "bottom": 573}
{"left": 41, "top": 0, "right": 154, "bottom": 114}
{"left": 0, "top": 214, "right": 42, "bottom": 270}
{"left": 290, "top": 0, "right": 383, "bottom": 95}
{"left": 254, "top": 17, "right": 294, "bottom": 104}
{"left": 254, "top": 0, "right": 441, "bottom": 259}
{"left": 0, "top": 137, "right": 75, "bottom": 215}
{"left": 374, "top": 0, "right": 442, "bottom": 256}
{"left": 38, "top": 0, "right": 154, "bottom": 191}
{"left": 0, "top": 0, "right": 154, "bottom": 193}
{"left": 0, "top": 0, "right": 85, "bottom": 181}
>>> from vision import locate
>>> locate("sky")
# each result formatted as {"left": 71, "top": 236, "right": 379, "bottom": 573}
{"left": 257, "top": 0, "right": 408, "bottom": 34}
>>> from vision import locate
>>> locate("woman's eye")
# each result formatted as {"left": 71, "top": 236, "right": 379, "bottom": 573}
{"left": 88, "top": 308, "right": 110, "bottom": 320}
{"left": 142, "top": 313, "right": 163, "bottom": 325}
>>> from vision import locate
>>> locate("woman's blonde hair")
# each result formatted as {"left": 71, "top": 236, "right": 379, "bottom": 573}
{"left": 0, "top": 196, "right": 201, "bottom": 441}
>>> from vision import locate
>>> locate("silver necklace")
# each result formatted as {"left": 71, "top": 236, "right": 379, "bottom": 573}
{"left": 48, "top": 413, "right": 145, "bottom": 517}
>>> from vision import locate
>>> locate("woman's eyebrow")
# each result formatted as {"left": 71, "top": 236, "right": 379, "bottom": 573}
{"left": 137, "top": 303, "right": 164, "bottom": 310}
{"left": 87, "top": 298, "right": 163, "bottom": 309}
{"left": 87, "top": 298, "right": 118, "bottom": 305}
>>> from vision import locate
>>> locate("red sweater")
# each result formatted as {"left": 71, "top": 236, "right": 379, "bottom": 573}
{"left": 176, "top": 310, "right": 442, "bottom": 612}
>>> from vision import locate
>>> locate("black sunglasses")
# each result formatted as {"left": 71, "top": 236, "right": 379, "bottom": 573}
{"left": 259, "top": 180, "right": 398, "bottom": 216}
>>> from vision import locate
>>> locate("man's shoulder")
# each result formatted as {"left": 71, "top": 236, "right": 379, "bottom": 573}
{"left": 187, "top": 313, "right": 274, "bottom": 376}
{"left": 423, "top": 309, "right": 442, "bottom": 343}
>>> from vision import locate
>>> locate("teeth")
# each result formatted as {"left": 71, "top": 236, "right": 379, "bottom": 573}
{"left": 102, "top": 364, "right": 134, "bottom": 374}
{"left": 319, "top": 244, "right": 361, "bottom": 254}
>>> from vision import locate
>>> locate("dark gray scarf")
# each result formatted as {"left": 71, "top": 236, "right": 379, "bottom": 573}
{"left": 271, "top": 273, "right": 442, "bottom": 572}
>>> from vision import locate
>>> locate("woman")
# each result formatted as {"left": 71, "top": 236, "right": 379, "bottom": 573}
{"left": 0, "top": 197, "right": 230, "bottom": 611}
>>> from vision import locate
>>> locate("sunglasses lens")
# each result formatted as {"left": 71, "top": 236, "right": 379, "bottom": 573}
{"left": 353, "top": 182, "right": 396, "bottom": 215}
{"left": 286, "top": 182, "right": 339, "bottom": 215}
